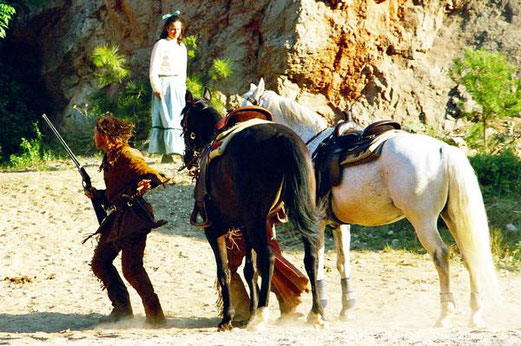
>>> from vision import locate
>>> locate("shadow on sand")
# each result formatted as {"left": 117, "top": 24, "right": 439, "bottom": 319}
{"left": 0, "top": 312, "right": 102, "bottom": 333}
{"left": 166, "top": 316, "right": 221, "bottom": 329}
{"left": 0, "top": 312, "right": 224, "bottom": 333}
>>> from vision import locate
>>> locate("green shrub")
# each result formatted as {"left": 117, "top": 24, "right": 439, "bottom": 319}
{"left": 490, "top": 227, "right": 521, "bottom": 271}
{"left": 91, "top": 45, "right": 129, "bottom": 87}
{"left": 469, "top": 149, "right": 521, "bottom": 195}
{"left": 88, "top": 44, "right": 151, "bottom": 144}
{"left": 5, "top": 123, "right": 55, "bottom": 170}
{"left": 449, "top": 48, "right": 521, "bottom": 152}
{"left": 186, "top": 74, "right": 204, "bottom": 98}
{"left": 209, "top": 58, "right": 233, "bottom": 81}
{"left": 90, "top": 81, "right": 152, "bottom": 142}
{"left": 184, "top": 35, "right": 198, "bottom": 60}
{"left": 184, "top": 35, "right": 233, "bottom": 112}
{"left": 0, "top": 3, "right": 15, "bottom": 39}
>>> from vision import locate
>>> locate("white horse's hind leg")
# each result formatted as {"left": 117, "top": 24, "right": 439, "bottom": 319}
{"left": 441, "top": 212, "right": 485, "bottom": 328}
{"left": 317, "top": 220, "right": 328, "bottom": 308}
{"left": 469, "top": 292, "right": 485, "bottom": 328}
{"left": 407, "top": 215, "right": 455, "bottom": 327}
{"left": 333, "top": 224, "right": 356, "bottom": 320}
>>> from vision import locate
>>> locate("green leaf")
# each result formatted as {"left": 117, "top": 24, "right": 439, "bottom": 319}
{"left": 208, "top": 58, "right": 233, "bottom": 81}
{"left": 0, "top": 3, "right": 16, "bottom": 39}
{"left": 91, "top": 44, "right": 129, "bottom": 86}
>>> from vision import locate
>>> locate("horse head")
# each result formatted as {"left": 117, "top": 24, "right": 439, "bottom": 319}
{"left": 181, "top": 89, "right": 222, "bottom": 168}
{"left": 241, "top": 78, "right": 266, "bottom": 107}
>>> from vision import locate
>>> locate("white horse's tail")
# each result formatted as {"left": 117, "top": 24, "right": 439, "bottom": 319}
{"left": 442, "top": 145, "right": 501, "bottom": 300}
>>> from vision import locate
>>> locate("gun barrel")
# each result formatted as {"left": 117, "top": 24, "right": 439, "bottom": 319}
{"left": 42, "top": 114, "right": 81, "bottom": 169}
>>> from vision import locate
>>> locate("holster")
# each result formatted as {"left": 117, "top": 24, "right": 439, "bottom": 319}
{"left": 119, "top": 195, "right": 168, "bottom": 229}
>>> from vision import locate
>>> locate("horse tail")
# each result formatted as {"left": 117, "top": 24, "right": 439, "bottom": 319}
{"left": 277, "top": 133, "right": 320, "bottom": 247}
{"left": 441, "top": 145, "right": 501, "bottom": 300}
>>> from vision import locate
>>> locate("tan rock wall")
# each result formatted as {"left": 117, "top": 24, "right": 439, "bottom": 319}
{"left": 8, "top": 0, "right": 517, "bottom": 130}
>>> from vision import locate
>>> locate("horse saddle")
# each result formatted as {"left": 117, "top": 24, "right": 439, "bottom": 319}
{"left": 314, "top": 120, "right": 401, "bottom": 199}
{"left": 190, "top": 107, "right": 275, "bottom": 228}
{"left": 215, "top": 106, "right": 273, "bottom": 131}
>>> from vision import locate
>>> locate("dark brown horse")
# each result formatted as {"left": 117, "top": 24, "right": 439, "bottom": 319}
{"left": 181, "top": 92, "right": 325, "bottom": 330}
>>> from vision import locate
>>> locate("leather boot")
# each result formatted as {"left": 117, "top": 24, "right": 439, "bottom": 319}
{"left": 99, "top": 276, "right": 134, "bottom": 323}
{"left": 143, "top": 293, "right": 166, "bottom": 327}
{"left": 99, "top": 303, "right": 133, "bottom": 323}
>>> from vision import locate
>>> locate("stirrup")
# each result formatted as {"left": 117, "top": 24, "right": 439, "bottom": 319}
{"left": 190, "top": 201, "right": 212, "bottom": 227}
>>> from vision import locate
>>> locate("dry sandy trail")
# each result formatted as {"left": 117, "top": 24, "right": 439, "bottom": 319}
{"left": 0, "top": 157, "right": 520, "bottom": 345}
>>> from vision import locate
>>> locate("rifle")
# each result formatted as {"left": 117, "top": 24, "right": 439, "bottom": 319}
{"left": 42, "top": 114, "right": 107, "bottom": 224}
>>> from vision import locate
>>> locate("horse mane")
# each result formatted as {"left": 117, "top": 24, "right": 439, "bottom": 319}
{"left": 196, "top": 99, "right": 222, "bottom": 122}
{"left": 262, "top": 90, "right": 328, "bottom": 133}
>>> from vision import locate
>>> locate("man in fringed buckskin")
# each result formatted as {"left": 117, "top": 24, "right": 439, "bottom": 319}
{"left": 86, "top": 114, "right": 170, "bottom": 326}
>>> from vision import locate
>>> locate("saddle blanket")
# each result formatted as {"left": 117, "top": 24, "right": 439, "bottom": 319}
{"left": 209, "top": 118, "right": 272, "bottom": 161}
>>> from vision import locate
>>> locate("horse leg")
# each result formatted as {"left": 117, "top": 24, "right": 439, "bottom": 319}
{"left": 245, "top": 219, "right": 273, "bottom": 331}
{"left": 242, "top": 235, "right": 259, "bottom": 320}
{"left": 302, "top": 235, "right": 326, "bottom": 327}
{"left": 407, "top": 215, "right": 454, "bottom": 327}
{"left": 441, "top": 211, "right": 485, "bottom": 328}
{"left": 316, "top": 220, "right": 328, "bottom": 308}
{"left": 333, "top": 224, "right": 356, "bottom": 321}
{"left": 205, "top": 228, "right": 234, "bottom": 331}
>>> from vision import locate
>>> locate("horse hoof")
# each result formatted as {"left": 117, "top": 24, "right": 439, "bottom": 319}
{"left": 247, "top": 321, "right": 266, "bottom": 332}
{"left": 247, "top": 308, "right": 269, "bottom": 332}
{"left": 434, "top": 317, "right": 452, "bottom": 328}
{"left": 339, "top": 309, "right": 356, "bottom": 321}
{"left": 469, "top": 315, "right": 486, "bottom": 329}
{"left": 307, "top": 312, "right": 328, "bottom": 329}
{"left": 277, "top": 312, "right": 304, "bottom": 325}
{"left": 217, "top": 322, "right": 233, "bottom": 331}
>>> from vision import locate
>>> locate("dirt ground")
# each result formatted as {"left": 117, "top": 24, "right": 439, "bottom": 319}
{"left": 1, "top": 157, "right": 520, "bottom": 345}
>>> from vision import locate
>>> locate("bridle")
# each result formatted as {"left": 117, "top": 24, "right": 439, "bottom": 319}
{"left": 180, "top": 99, "right": 208, "bottom": 171}
{"left": 245, "top": 95, "right": 259, "bottom": 106}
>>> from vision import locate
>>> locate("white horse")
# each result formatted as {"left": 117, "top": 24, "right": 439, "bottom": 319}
{"left": 241, "top": 78, "right": 500, "bottom": 327}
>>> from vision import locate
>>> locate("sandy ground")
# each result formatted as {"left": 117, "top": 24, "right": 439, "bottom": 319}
{"left": 1, "top": 156, "right": 520, "bottom": 345}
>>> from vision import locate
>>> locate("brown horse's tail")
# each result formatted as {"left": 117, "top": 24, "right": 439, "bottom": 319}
{"left": 276, "top": 133, "right": 321, "bottom": 248}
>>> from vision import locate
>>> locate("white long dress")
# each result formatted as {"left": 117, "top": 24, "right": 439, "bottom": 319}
{"left": 148, "top": 38, "right": 187, "bottom": 156}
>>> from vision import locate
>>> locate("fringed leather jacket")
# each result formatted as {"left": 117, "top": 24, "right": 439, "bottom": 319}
{"left": 91, "top": 144, "right": 169, "bottom": 243}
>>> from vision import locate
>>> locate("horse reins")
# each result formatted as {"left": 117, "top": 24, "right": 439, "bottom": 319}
{"left": 305, "top": 128, "right": 329, "bottom": 147}
{"left": 246, "top": 96, "right": 258, "bottom": 106}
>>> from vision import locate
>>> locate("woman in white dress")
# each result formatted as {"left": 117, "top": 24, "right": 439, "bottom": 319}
{"left": 148, "top": 11, "right": 187, "bottom": 163}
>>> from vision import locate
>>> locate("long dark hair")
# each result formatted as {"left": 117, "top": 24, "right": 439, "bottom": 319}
{"left": 159, "top": 15, "right": 184, "bottom": 43}
{"left": 96, "top": 113, "right": 135, "bottom": 144}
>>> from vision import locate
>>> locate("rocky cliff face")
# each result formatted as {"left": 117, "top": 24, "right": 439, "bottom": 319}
{"left": 5, "top": 0, "right": 520, "bottom": 130}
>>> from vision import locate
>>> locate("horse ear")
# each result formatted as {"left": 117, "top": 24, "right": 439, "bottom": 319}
{"left": 258, "top": 78, "right": 265, "bottom": 90}
{"left": 253, "top": 78, "right": 265, "bottom": 100}
{"left": 203, "top": 87, "right": 212, "bottom": 102}
{"left": 249, "top": 83, "right": 256, "bottom": 92}
{"left": 185, "top": 90, "right": 194, "bottom": 104}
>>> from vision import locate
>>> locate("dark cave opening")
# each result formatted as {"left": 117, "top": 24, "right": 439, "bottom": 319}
{"left": 0, "top": 38, "right": 53, "bottom": 160}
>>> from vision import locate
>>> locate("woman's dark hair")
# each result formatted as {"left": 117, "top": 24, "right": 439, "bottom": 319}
{"left": 96, "top": 113, "right": 135, "bottom": 144}
{"left": 159, "top": 15, "right": 184, "bottom": 43}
